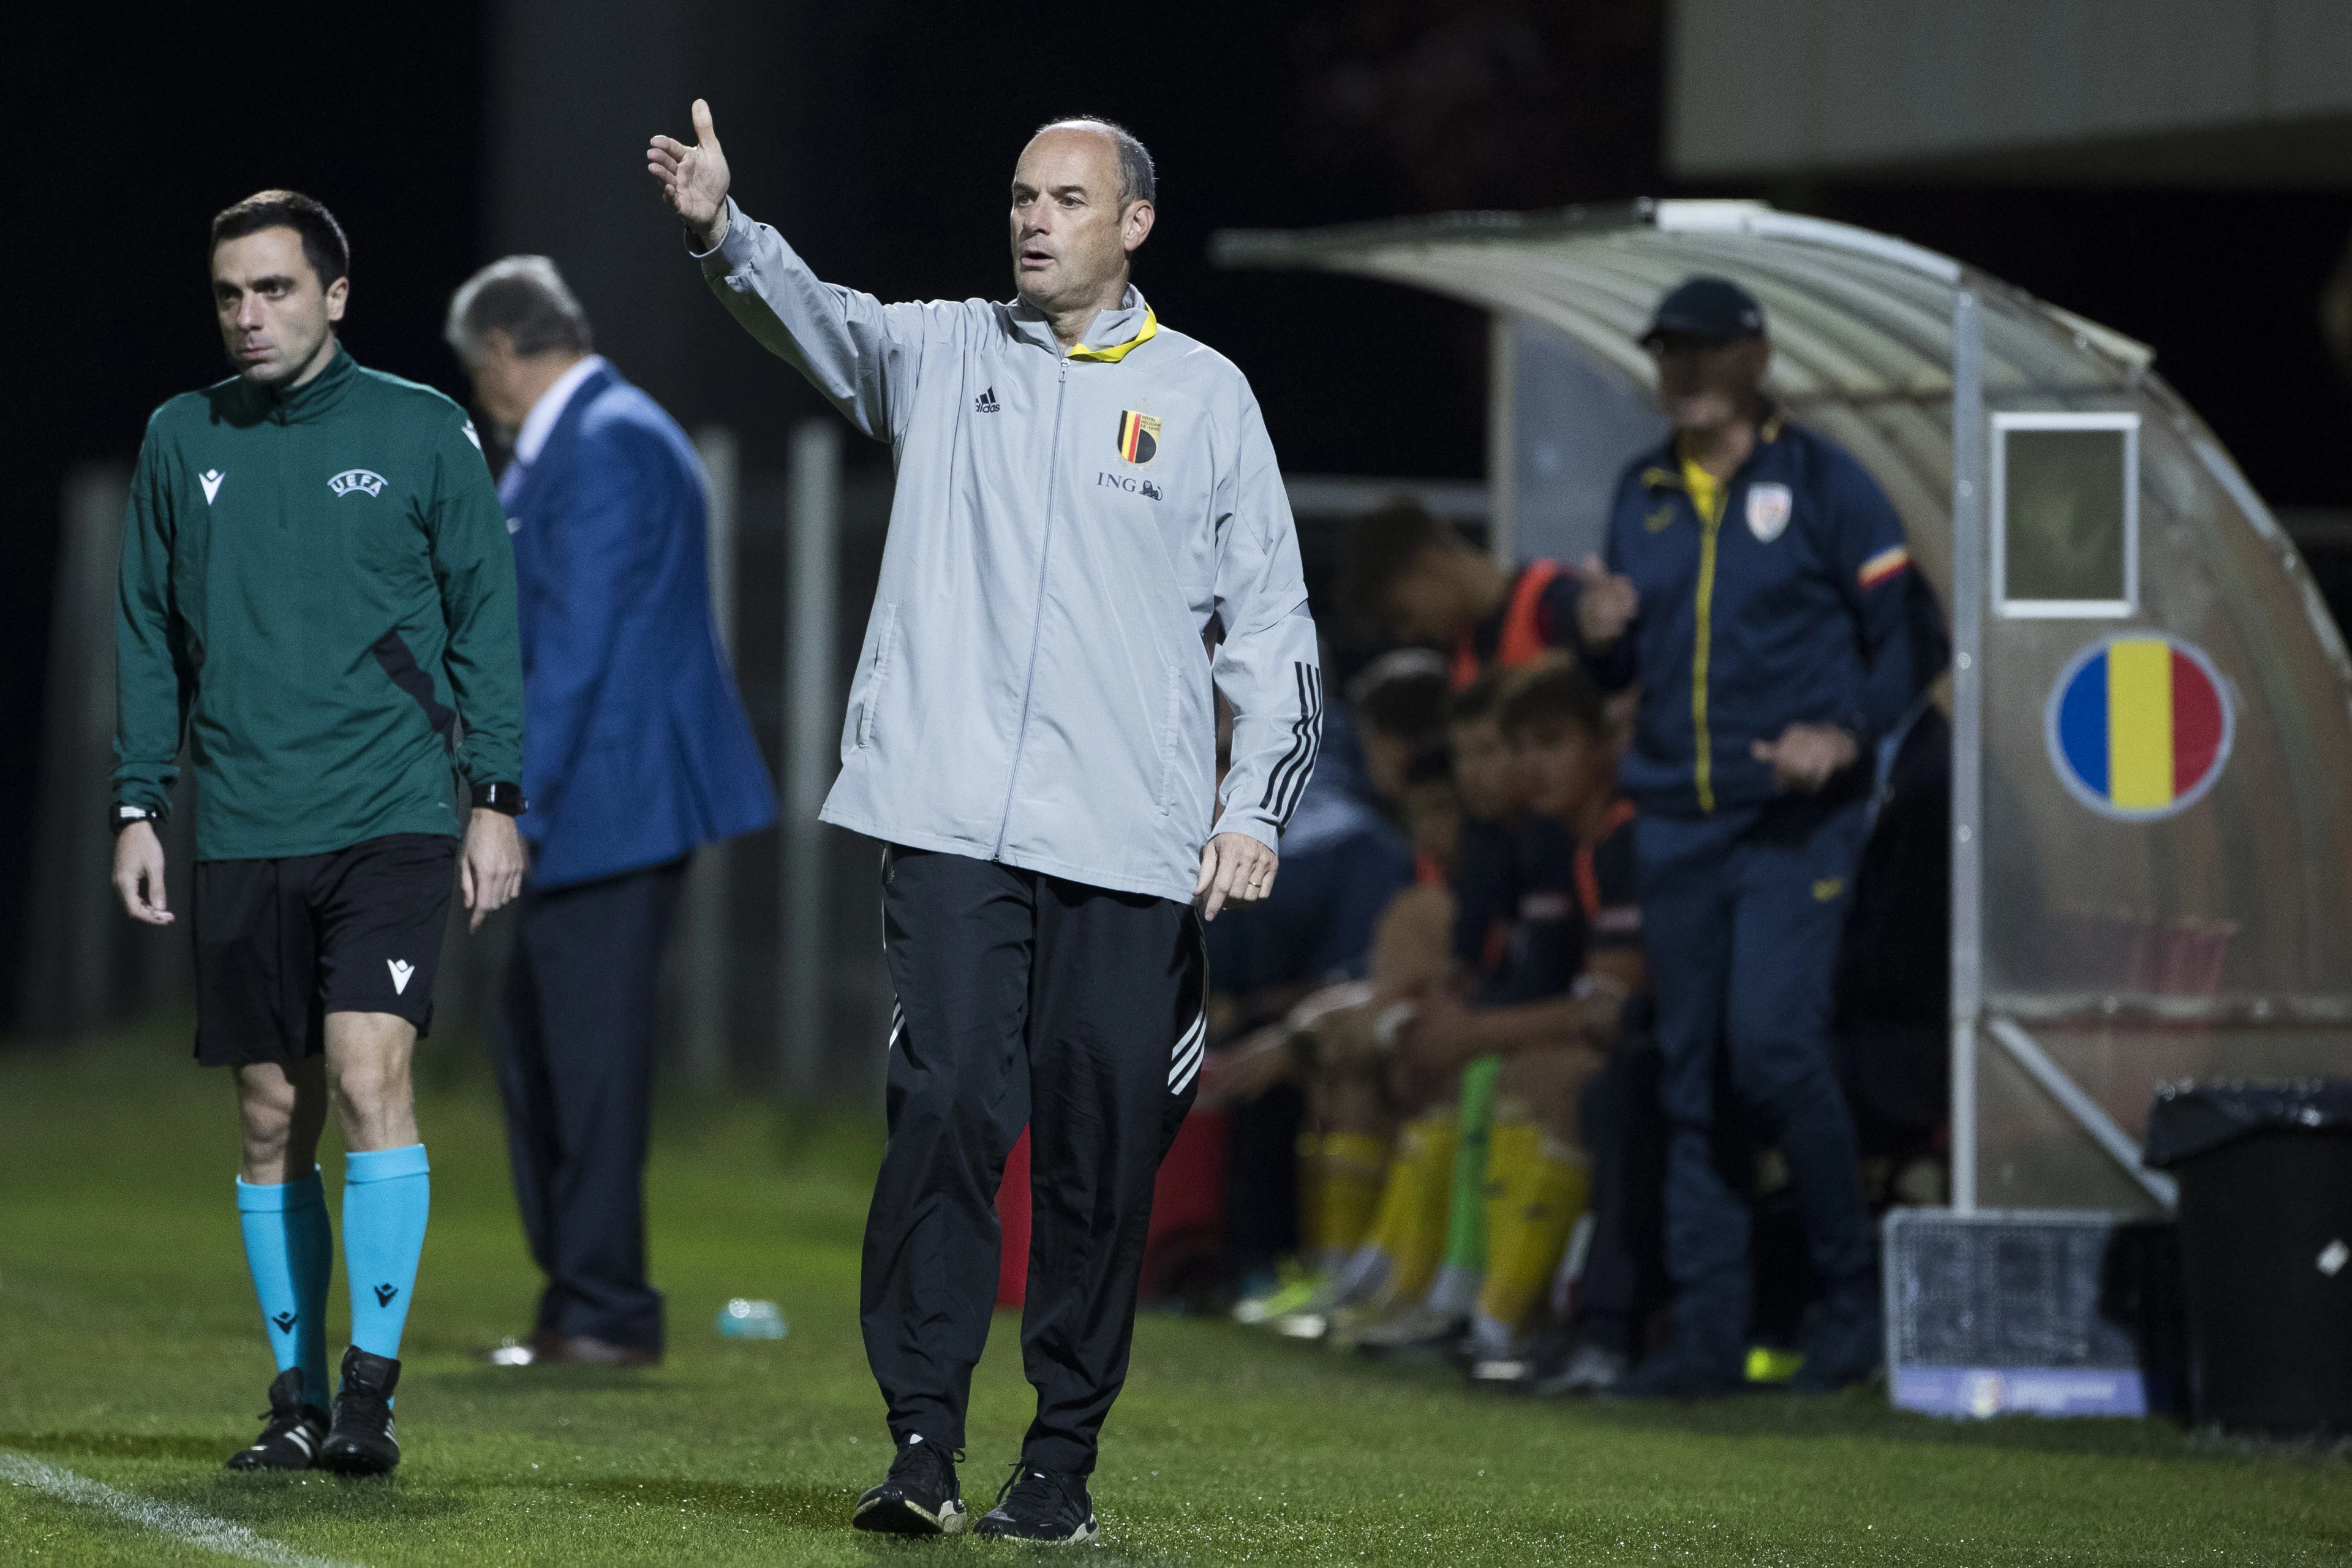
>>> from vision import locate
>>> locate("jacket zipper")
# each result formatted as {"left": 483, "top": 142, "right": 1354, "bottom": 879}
{"left": 993, "top": 353, "right": 1070, "bottom": 856}
{"left": 1691, "top": 503, "right": 1721, "bottom": 815}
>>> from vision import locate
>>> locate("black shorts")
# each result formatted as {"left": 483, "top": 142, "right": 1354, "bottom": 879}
{"left": 192, "top": 833, "right": 459, "bottom": 1068}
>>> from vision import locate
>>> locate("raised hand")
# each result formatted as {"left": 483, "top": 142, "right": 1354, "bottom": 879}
{"left": 647, "top": 98, "right": 733, "bottom": 250}
{"left": 1575, "top": 552, "right": 1639, "bottom": 647}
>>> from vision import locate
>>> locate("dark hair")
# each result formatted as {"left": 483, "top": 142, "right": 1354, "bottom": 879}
{"left": 1499, "top": 659, "right": 1607, "bottom": 743}
{"left": 1036, "top": 117, "right": 1156, "bottom": 206}
{"left": 445, "top": 255, "right": 594, "bottom": 364}
{"left": 211, "top": 190, "right": 349, "bottom": 287}
{"left": 1352, "top": 653, "right": 1451, "bottom": 744}
{"left": 1445, "top": 668, "right": 1510, "bottom": 726}
{"left": 1336, "top": 498, "right": 1470, "bottom": 628}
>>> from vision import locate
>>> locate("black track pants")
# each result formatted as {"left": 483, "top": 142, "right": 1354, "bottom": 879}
{"left": 861, "top": 846, "right": 1204, "bottom": 1474}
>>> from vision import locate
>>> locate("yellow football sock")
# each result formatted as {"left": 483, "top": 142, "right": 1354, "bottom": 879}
{"left": 1377, "top": 1110, "right": 1458, "bottom": 1305}
{"left": 1477, "top": 1130, "right": 1592, "bottom": 1335}
{"left": 1316, "top": 1131, "right": 1390, "bottom": 1264}
{"left": 1295, "top": 1131, "right": 1324, "bottom": 1259}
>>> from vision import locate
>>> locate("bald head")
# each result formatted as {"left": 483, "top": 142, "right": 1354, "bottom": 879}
{"left": 1009, "top": 119, "right": 1157, "bottom": 344}
{"left": 1035, "top": 117, "right": 1156, "bottom": 206}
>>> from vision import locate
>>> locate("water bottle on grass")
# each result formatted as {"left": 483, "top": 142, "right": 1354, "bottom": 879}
{"left": 717, "top": 1298, "right": 788, "bottom": 1340}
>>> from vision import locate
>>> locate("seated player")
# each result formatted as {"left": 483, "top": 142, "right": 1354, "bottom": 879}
{"left": 1336, "top": 499, "right": 1582, "bottom": 685}
{"left": 1205, "top": 700, "right": 1413, "bottom": 1307}
{"left": 1332, "top": 516, "right": 1585, "bottom": 1347}
{"left": 1208, "top": 742, "right": 1460, "bottom": 1319}
{"left": 1208, "top": 653, "right": 1444, "bottom": 1324}
{"left": 1393, "top": 662, "right": 1645, "bottom": 1370}
{"left": 1243, "top": 673, "right": 1534, "bottom": 1340}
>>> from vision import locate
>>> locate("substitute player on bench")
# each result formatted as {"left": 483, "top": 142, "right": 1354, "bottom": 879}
{"left": 111, "top": 191, "right": 526, "bottom": 1474}
{"left": 650, "top": 102, "right": 1318, "bottom": 1544}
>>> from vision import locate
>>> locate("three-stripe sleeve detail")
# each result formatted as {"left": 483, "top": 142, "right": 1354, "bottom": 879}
{"left": 886, "top": 1001, "right": 905, "bottom": 1054}
{"left": 1169, "top": 1011, "right": 1207, "bottom": 1095}
{"left": 1257, "top": 663, "right": 1323, "bottom": 829}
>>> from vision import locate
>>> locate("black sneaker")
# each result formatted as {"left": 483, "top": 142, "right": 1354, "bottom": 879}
{"left": 224, "top": 1368, "right": 328, "bottom": 1471}
{"left": 1790, "top": 1289, "right": 1883, "bottom": 1394}
{"left": 319, "top": 1346, "right": 401, "bottom": 1476}
{"left": 853, "top": 1435, "right": 968, "bottom": 1536}
{"left": 1603, "top": 1344, "right": 1746, "bottom": 1402}
{"left": 974, "top": 1463, "right": 1099, "bottom": 1545}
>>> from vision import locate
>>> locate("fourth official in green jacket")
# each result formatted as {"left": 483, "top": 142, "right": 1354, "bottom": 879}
{"left": 115, "top": 344, "right": 522, "bottom": 856}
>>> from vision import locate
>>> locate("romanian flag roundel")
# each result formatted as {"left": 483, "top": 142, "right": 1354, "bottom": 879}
{"left": 2044, "top": 634, "right": 2233, "bottom": 821}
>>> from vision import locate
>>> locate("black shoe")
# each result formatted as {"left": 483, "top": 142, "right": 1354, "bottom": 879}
{"left": 224, "top": 1368, "right": 328, "bottom": 1471}
{"left": 319, "top": 1346, "right": 401, "bottom": 1476}
{"left": 1603, "top": 1344, "right": 1746, "bottom": 1402}
{"left": 1531, "top": 1341, "right": 1630, "bottom": 1396}
{"left": 1790, "top": 1289, "right": 1883, "bottom": 1394}
{"left": 973, "top": 1463, "right": 1099, "bottom": 1545}
{"left": 853, "top": 1436, "right": 968, "bottom": 1536}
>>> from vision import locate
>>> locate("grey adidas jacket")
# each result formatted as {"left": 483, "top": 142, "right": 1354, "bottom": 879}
{"left": 696, "top": 201, "right": 1321, "bottom": 903}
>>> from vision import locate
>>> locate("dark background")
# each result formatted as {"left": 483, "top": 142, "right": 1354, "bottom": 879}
{"left": 10, "top": 1, "right": 2351, "bottom": 1020}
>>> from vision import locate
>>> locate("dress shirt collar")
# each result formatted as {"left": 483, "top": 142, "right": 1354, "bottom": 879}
{"left": 513, "top": 355, "right": 609, "bottom": 467}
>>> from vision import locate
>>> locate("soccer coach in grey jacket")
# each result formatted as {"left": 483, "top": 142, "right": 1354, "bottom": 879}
{"left": 650, "top": 103, "right": 1319, "bottom": 1542}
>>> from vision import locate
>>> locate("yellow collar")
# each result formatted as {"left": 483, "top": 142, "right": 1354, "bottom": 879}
{"left": 1067, "top": 307, "right": 1158, "bottom": 363}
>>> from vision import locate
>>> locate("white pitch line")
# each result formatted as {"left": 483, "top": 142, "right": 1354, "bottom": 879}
{"left": 0, "top": 1448, "right": 369, "bottom": 1567}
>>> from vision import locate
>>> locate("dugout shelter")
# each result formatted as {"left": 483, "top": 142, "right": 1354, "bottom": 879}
{"left": 1215, "top": 201, "right": 2352, "bottom": 1219}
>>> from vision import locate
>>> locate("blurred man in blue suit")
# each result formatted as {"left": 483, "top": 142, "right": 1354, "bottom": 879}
{"left": 447, "top": 257, "right": 777, "bottom": 1365}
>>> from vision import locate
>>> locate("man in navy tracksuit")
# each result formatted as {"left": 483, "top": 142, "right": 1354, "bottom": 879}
{"left": 1577, "top": 277, "right": 1938, "bottom": 1397}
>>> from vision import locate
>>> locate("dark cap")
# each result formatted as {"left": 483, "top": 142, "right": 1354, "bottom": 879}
{"left": 1641, "top": 276, "right": 1766, "bottom": 348}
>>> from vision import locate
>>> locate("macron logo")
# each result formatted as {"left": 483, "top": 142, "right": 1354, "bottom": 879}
{"left": 200, "top": 470, "right": 225, "bottom": 504}
{"left": 388, "top": 959, "right": 415, "bottom": 995}
{"left": 329, "top": 469, "right": 388, "bottom": 499}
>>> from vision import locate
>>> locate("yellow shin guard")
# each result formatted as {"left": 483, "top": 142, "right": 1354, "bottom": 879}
{"left": 1477, "top": 1126, "right": 1592, "bottom": 1336}
{"left": 1314, "top": 1131, "right": 1390, "bottom": 1265}
{"left": 1368, "top": 1110, "right": 1458, "bottom": 1305}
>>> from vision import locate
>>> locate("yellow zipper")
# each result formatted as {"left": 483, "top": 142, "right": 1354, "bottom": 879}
{"left": 1692, "top": 508, "right": 1721, "bottom": 815}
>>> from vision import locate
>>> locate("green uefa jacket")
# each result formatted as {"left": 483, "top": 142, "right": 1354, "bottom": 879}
{"left": 112, "top": 345, "right": 524, "bottom": 861}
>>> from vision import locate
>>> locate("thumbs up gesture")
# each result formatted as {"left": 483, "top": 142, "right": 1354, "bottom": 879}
{"left": 647, "top": 98, "right": 733, "bottom": 250}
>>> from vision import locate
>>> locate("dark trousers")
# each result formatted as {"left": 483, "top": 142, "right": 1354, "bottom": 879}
{"left": 1224, "top": 1080, "right": 1305, "bottom": 1281}
{"left": 864, "top": 846, "right": 1201, "bottom": 1475}
{"left": 1636, "top": 798, "right": 1874, "bottom": 1367}
{"left": 495, "top": 859, "right": 687, "bottom": 1351}
{"left": 1572, "top": 1033, "right": 1670, "bottom": 1354}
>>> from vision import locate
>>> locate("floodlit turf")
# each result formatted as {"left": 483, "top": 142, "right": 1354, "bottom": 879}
{"left": 2, "top": 1022, "right": 2346, "bottom": 1566}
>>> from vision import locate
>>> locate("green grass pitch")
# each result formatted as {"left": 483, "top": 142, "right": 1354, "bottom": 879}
{"left": 2, "top": 1020, "right": 2346, "bottom": 1565}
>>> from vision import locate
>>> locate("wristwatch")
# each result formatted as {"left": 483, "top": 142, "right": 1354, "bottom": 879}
{"left": 472, "top": 781, "right": 527, "bottom": 816}
{"left": 109, "top": 803, "right": 159, "bottom": 834}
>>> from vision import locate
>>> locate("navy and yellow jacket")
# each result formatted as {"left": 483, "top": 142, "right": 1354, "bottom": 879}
{"left": 1584, "top": 415, "right": 1924, "bottom": 818}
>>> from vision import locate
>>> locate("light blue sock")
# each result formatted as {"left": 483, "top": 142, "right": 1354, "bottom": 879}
{"left": 236, "top": 1170, "right": 333, "bottom": 1406}
{"left": 342, "top": 1144, "right": 431, "bottom": 1363}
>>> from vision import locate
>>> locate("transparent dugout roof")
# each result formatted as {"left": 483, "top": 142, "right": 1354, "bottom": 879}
{"left": 1217, "top": 201, "right": 2352, "bottom": 1213}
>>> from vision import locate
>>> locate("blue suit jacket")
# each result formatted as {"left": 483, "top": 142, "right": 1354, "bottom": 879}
{"left": 502, "top": 363, "right": 777, "bottom": 888}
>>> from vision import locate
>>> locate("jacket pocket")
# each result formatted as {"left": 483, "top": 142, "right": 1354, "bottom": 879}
{"left": 1155, "top": 658, "right": 1187, "bottom": 816}
{"left": 854, "top": 601, "right": 900, "bottom": 751}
